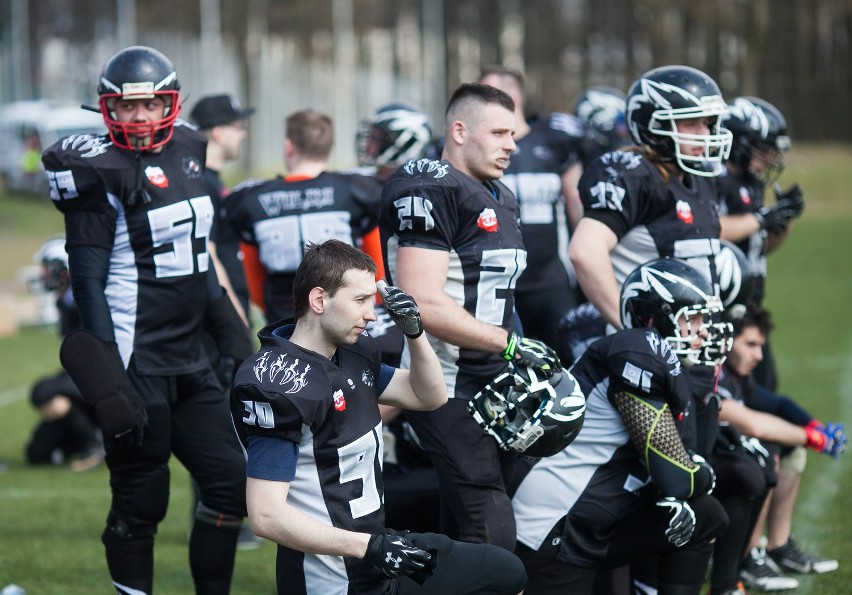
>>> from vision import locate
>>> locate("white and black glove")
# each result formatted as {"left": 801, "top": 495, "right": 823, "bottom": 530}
{"left": 501, "top": 331, "right": 562, "bottom": 378}
{"left": 364, "top": 530, "right": 432, "bottom": 578}
{"left": 656, "top": 497, "right": 696, "bottom": 547}
{"left": 376, "top": 281, "right": 423, "bottom": 338}
{"left": 691, "top": 452, "right": 716, "bottom": 495}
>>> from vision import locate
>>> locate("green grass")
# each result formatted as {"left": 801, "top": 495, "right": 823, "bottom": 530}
{"left": 1, "top": 146, "right": 851, "bottom": 593}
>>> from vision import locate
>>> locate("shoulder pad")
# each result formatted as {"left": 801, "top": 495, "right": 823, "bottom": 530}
{"left": 548, "top": 112, "right": 586, "bottom": 137}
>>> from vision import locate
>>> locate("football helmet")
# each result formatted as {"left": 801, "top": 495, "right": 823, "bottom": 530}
{"left": 356, "top": 103, "right": 432, "bottom": 168}
{"left": 620, "top": 258, "right": 732, "bottom": 366}
{"left": 626, "top": 65, "right": 732, "bottom": 176}
{"left": 469, "top": 364, "right": 586, "bottom": 458}
{"left": 35, "top": 236, "right": 68, "bottom": 292}
{"left": 97, "top": 46, "right": 181, "bottom": 150}
{"left": 574, "top": 86, "right": 629, "bottom": 153}
{"left": 721, "top": 96, "right": 790, "bottom": 184}
{"left": 714, "top": 241, "right": 755, "bottom": 321}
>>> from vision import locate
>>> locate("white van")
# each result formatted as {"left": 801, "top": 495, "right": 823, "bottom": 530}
{"left": 0, "top": 100, "right": 105, "bottom": 195}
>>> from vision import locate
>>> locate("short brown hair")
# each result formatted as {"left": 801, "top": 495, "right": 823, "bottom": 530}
{"left": 292, "top": 240, "right": 377, "bottom": 320}
{"left": 444, "top": 83, "right": 515, "bottom": 135}
{"left": 285, "top": 110, "right": 334, "bottom": 160}
{"left": 733, "top": 302, "right": 774, "bottom": 339}
{"left": 478, "top": 66, "right": 524, "bottom": 92}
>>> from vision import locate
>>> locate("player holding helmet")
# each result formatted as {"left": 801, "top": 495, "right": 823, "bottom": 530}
{"left": 511, "top": 258, "right": 730, "bottom": 595}
{"left": 42, "top": 46, "right": 251, "bottom": 594}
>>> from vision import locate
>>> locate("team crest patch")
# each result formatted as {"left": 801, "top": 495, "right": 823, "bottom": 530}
{"left": 145, "top": 166, "right": 169, "bottom": 188}
{"left": 477, "top": 208, "right": 499, "bottom": 232}
{"left": 182, "top": 157, "right": 202, "bottom": 178}
{"left": 675, "top": 200, "right": 693, "bottom": 224}
{"left": 738, "top": 186, "right": 752, "bottom": 206}
{"left": 333, "top": 389, "right": 347, "bottom": 411}
{"left": 361, "top": 370, "right": 374, "bottom": 387}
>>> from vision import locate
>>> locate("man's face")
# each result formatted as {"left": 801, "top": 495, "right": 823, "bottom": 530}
{"left": 320, "top": 268, "right": 378, "bottom": 347}
{"left": 677, "top": 311, "right": 709, "bottom": 352}
{"left": 457, "top": 103, "right": 516, "bottom": 181}
{"left": 112, "top": 97, "right": 167, "bottom": 148}
{"left": 674, "top": 116, "right": 712, "bottom": 160}
{"left": 727, "top": 325, "right": 765, "bottom": 377}
{"left": 217, "top": 120, "right": 248, "bottom": 160}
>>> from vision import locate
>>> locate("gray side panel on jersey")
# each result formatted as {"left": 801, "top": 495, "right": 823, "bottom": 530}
{"left": 513, "top": 377, "right": 628, "bottom": 550}
{"left": 289, "top": 426, "right": 350, "bottom": 592}
{"left": 610, "top": 225, "right": 657, "bottom": 288}
{"left": 502, "top": 172, "right": 563, "bottom": 225}
{"left": 105, "top": 194, "right": 138, "bottom": 368}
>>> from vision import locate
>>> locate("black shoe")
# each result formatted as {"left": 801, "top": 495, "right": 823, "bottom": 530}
{"left": 740, "top": 547, "right": 799, "bottom": 591}
{"left": 767, "top": 536, "right": 839, "bottom": 574}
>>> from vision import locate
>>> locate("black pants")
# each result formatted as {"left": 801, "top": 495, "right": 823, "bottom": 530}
{"left": 515, "top": 494, "right": 728, "bottom": 595}
{"left": 515, "top": 286, "right": 579, "bottom": 351}
{"left": 397, "top": 532, "right": 527, "bottom": 595}
{"left": 405, "top": 399, "right": 518, "bottom": 550}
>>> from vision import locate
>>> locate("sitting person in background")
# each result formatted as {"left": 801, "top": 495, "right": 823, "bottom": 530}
{"left": 25, "top": 236, "right": 103, "bottom": 472}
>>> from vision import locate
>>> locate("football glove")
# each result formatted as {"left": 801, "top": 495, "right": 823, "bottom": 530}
{"left": 376, "top": 281, "right": 423, "bottom": 338}
{"left": 773, "top": 183, "right": 805, "bottom": 218}
{"left": 691, "top": 452, "right": 716, "bottom": 495}
{"left": 501, "top": 331, "right": 561, "bottom": 378}
{"left": 364, "top": 530, "right": 432, "bottom": 578}
{"left": 805, "top": 422, "right": 847, "bottom": 459}
{"left": 656, "top": 497, "right": 696, "bottom": 547}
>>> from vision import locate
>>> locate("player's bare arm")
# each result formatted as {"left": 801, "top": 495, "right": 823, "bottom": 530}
{"left": 569, "top": 217, "right": 621, "bottom": 327}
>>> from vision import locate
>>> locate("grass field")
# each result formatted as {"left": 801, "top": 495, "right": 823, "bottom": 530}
{"left": 1, "top": 145, "right": 851, "bottom": 593}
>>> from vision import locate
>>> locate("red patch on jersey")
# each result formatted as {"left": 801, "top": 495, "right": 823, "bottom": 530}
{"left": 477, "top": 208, "right": 498, "bottom": 232}
{"left": 145, "top": 166, "right": 169, "bottom": 188}
{"left": 738, "top": 186, "right": 752, "bottom": 206}
{"left": 332, "top": 389, "right": 346, "bottom": 412}
{"left": 676, "top": 200, "right": 693, "bottom": 224}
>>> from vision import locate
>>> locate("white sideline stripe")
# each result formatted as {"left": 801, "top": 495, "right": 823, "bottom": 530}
{"left": 0, "top": 386, "right": 27, "bottom": 407}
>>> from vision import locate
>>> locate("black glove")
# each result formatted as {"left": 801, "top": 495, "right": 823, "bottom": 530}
{"left": 363, "top": 530, "right": 432, "bottom": 578}
{"left": 204, "top": 291, "right": 254, "bottom": 388}
{"left": 656, "top": 497, "right": 696, "bottom": 547}
{"left": 756, "top": 183, "right": 805, "bottom": 233}
{"left": 376, "top": 281, "right": 423, "bottom": 338}
{"left": 501, "top": 331, "right": 562, "bottom": 377}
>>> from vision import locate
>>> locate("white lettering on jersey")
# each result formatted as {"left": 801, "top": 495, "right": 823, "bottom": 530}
{"left": 338, "top": 422, "right": 383, "bottom": 519}
{"left": 257, "top": 187, "right": 335, "bottom": 217}
{"left": 601, "top": 150, "right": 643, "bottom": 169}
{"left": 588, "top": 180, "right": 626, "bottom": 211}
{"left": 501, "top": 172, "right": 563, "bottom": 224}
{"left": 60, "top": 133, "right": 111, "bottom": 158}
{"left": 622, "top": 361, "right": 652, "bottom": 392}
{"left": 147, "top": 196, "right": 213, "bottom": 278}
{"left": 240, "top": 400, "right": 275, "bottom": 429}
{"left": 403, "top": 158, "right": 449, "bottom": 178}
{"left": 46, "top": 169, "right": 79, "bottom": 201}
{"left": 475, "top": 248, "right": 527, "bottom": 325}
{"left": 254, "top": 211, "right": 354, "bottom": 272}
{"left": 394, "top": 196, "right": 435, "bottom": 231}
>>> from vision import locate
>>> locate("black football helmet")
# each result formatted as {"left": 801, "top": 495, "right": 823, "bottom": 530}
{"left": 621, "top": 258, "right": 731, "bottom": 366}
{"left": 35, "top": 236, "right": 68, "bottom": 292}
{"left": 714, "top": 241, "right": 755, "bottom": 321}
{"left": 97, "top": 46, "right": 181, "bottom": 150}
{"left": 721, "top": 96, "right": 790, "bottom": 184}
{"left": 356, "top": 103, "right": 432, "bottom": 168}
{"left": 626, "top": 65, "right": 732, "bottom": 176}
{"left": 574, "top": 86, "right": 629, "bottom": 153}
{"left": 469, "top": 364, "right": 586, "bottom": 458}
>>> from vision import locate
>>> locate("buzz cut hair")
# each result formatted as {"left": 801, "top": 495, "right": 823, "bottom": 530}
{"left": 443, "top": 83, "right": 515, "bottom": 136}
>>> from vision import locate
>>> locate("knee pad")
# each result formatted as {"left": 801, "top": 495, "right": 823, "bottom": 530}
{"left": 195, "top": 500, "right": 243, "bottom": 532}
{"left": 103, "top": 509, "right": 157, "bottom": 541}
{"left": 780, "top": 445, "right": 807, "bottom": 473}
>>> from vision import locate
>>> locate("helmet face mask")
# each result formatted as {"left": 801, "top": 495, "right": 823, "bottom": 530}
{"left": 721, "top": 96, "right": 790, "bottom": 184}
{"left": 97, "top": 46, "right": 182, "bottom": 151}
{"left": 356, "top": 104, "right": 431, "bottom": 168}
{"left": 469, "top": 365, "right": 586, "bottom": 458}
{"left": 621, "top": 258, "right": 732, "bottom": 366}
{"left": 626, "top": 66, "right": 733, "bottom": 177}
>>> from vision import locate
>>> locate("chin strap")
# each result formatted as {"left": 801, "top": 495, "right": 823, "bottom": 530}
{"left": 125, "top": 151, "right": 151, "bottom": 208}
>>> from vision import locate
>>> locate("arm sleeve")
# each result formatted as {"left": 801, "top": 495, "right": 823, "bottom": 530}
{"left": 747, "top": 382, "right": 813, "bottom": 426}
{"left": 246, "top": 435, "right": 299, "bottom": 481}
{"left": 67, "top": 244, "right": 115, "bottom": 342}
{"left": 613, "top": 390, "right": 713, "bottom": 499}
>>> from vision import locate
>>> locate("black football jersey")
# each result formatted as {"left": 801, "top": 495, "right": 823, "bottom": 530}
{"left": 231, "top": 324, "right": 390, "bottom": 595}
{"left": 225, "top": 172, "right": 381, "bottom": 321}
{"left": 512, "top": 328, "right": 690, "bottom": 563}
{"left": 579, "top": 150, "right": 722, "bottom": 290}
{"left": 379, "top": 158, "right": 527, "bottom": 400}
{"left": 500, "top": 113, "right": 584, "bottom": 293}
{"left": 43, "top": 123, "right": 212, "bottom": 375}
{"left": 717, "top": 170, "right": 767, "bottom": 303}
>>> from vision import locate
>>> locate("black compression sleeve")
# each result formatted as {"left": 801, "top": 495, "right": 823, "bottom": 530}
{"left": 67, "top": 244, "right": 115, "bottom": 342}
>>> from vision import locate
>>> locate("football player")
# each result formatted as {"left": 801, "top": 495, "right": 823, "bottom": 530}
{"left": 225, "top": 109, "right": 384, "bottom": 324}
{"left": 231, "top": 239, "right": 527, "bottom": 594}
{"left": 42, "top": 46, "right": 251, "bottom": 595}
{"left": 512, "top": 258, "right": 730, "bottom": 595}
{"left": 573, "top": 85, "right": 630, "bottom": 163}
{"left": 380, "top": 82, "right": 561, "bottom": 551}
{"left": 478, "top": 66, "right": 589, "bottom": 347}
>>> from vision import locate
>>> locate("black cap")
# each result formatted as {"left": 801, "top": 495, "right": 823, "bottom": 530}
{"left": 189, "top": 94, "right": 255, "bottom": 129}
